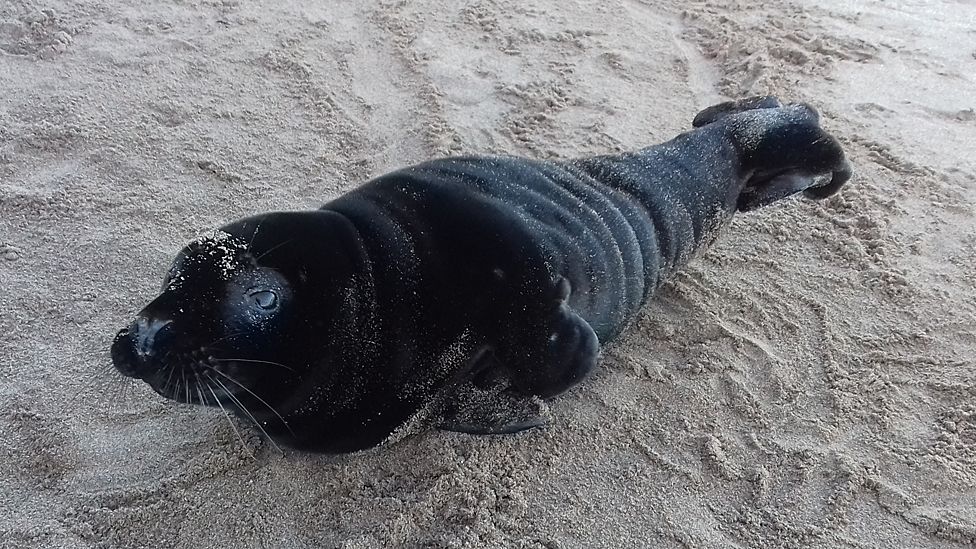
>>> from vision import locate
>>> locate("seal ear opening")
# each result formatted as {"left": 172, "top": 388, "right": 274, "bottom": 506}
{"left": 692, "top": 96, "right": 784, "bottom": 127}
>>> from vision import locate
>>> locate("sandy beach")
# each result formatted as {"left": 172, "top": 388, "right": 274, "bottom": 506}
{"left": 2, "top": 0, "right": 975, "bottom": 547}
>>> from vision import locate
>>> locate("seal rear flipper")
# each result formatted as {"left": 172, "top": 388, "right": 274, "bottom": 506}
{"left": 737, "top": 171, "right": 823, "bottom": 212}
{"left": 721, "top": 102, "right": 852, "bottom": 211}
{"left": 737, "top": 161, "right": 853, "bottom": 212}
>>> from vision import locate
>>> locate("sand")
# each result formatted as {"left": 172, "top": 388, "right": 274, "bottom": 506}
{"left": 1, "top": 0, "right": 974, "bottom": 547}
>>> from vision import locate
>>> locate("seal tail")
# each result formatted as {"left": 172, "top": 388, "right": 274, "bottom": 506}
{"left": 692, "top": 96, "right": 853, "bottom": 212}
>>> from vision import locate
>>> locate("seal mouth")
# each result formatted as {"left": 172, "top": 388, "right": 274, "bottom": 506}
{"left": 112, "top": 330, "right": 244, "bottom": 406}
{"left": 112, "top": 320, "right": 298, "bottom": 436}
{"left": 138, "top": 348, "right": 263, "bottom": 408}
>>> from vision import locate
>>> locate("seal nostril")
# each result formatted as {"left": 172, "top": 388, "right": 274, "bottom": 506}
{"left": 134, "top": 318, "right": 173, "bottom": 359}
{"left": 111, "top": 318, "right": 174, "bottom": 378}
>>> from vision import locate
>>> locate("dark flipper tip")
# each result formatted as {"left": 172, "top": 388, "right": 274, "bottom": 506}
{"left": 804, "top": 160, "right": 853, "bottom": 200}
{"left": 692, "top": 96, "right": 784, "bottom": 127}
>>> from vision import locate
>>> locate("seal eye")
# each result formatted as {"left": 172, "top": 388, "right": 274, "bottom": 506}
{"left": 248, "top": 289, "right": 278, "bottom": 311}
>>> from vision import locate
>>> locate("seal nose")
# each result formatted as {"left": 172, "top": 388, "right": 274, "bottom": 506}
{"left": 111, "top": 317, "right": 173, "bottom": 378}
{"left": 132, "top": 317, "right": 173, "bottom": 359}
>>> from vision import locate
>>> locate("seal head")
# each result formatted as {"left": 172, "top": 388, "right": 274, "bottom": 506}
{"left": 111, "top": 211, "right": 371, "bottom": 449}
{"left": 112, "top": 230, "right": 290, "bottom": 397}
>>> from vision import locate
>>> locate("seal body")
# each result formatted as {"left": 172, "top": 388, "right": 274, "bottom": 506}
{"left": 112, "top": 97, "right": 851, "bottom": 453}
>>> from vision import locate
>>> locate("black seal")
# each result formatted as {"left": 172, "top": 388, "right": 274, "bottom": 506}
{"left": 112, "top": 97, "right": 851, "bottom": 453}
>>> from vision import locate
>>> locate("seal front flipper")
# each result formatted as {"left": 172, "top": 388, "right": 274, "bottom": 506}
{"left": 436, "top": 276, "right": 598, "bottom": 434}
{"left": 435, "top": 348, "right": 548, "bottom": 434}
{"left": 504, "top": 276, "right": 601, "bottom": 399}
{"left": 437, "top": 380, "right": 549, "bottom": 435}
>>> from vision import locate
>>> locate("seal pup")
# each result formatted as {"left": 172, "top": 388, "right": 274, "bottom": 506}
{"left": 112, "top": 97, "right": 852, "bottom": 453}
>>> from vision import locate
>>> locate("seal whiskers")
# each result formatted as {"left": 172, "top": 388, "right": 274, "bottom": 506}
{"left": 246, "top": 218, "right": 265, "bottom": 254}
{"left": 206, "top": 373, "right": 283, "bottom": 454}
{"left": 182, "top": 370, "right": 190, "bottom": 405}
{"left": 205, "top": 331, "right": 248, "bottom": 347}
{"left": 203, "top": 378, "right": 255, "bottom": 458}
{"left": 254, "top": 238, "right": 294, "bottom": 261}
{"left": 203, "top": 365, "right": 295, "bottom": 438}
{"left": 162, "top": 362, "right": 179, "bottom": 398}
{"left": 212, "top": 358, "right": 296, "bottom": 373}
